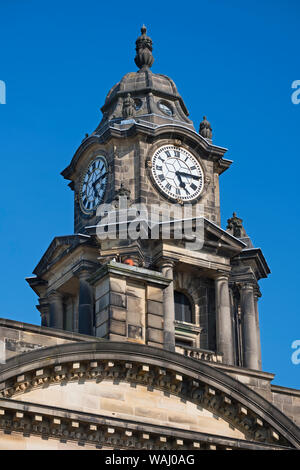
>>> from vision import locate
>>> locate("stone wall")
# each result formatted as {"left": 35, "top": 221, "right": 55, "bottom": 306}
{"left": 0, "top": 318, "right": 100, "bottom": 364}
{"left": 15, "top": 380, "right": 246, "bottom": 440}
{"left": 271, "top": 386, "right": 300, "bottom": 426}
{"left": 74, "top": 134, "right": 222, "bottom": 233}
{"left": 92, "top": 264, "right": 166, "bottom": 347}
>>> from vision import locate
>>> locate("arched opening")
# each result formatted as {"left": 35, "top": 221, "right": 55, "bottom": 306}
{"left": 174, "top": 291, "right": 193, "bottom": 323}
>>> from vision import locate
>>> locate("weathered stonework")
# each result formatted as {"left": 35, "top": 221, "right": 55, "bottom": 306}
{"left": 2, "top": 27, "right": 297, "bottom": 450}
{"left": 0, "top": 341, "right": 299, "bottom": 450}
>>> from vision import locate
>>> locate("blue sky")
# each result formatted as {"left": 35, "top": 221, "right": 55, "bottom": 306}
{"left": 0, "top": 0, "right": 299, "bottom": 388}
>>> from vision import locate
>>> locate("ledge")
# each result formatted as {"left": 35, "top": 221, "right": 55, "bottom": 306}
{"left": 0, "top": 397, "right": 290, "bottom": 450}
{"left": 89, "top": 261, "right": 171, "bottom": 287}
{"left": 0, "top": 318, "right": 105, "bottom": 344}
{"left": 271, "top": 384, "right": 300, "bottom": 398}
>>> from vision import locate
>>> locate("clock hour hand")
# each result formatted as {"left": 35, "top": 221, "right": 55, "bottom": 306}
{"left": 92, "top": 173, "right": 107, "bottom": 195}
{"left": 175, "top": 171, "right": 186, "bottom": 189}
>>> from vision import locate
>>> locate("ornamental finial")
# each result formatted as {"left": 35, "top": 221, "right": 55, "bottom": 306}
{"left": 134, "top": 25, "right": 154, "bottom": 71}
{"left": 199, "top": 116, "right": 213, "bottom": 141}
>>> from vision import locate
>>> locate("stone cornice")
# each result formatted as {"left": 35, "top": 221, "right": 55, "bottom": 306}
{"left": 0, "top": 341, "right": 299, "bottom": 448}
{"left": 0, "top": 398, "right": 290, "bottom": 450}
{"left": 72, "top": 260, "right": 100, "bottom": 278}
{"left": 271, "top": 384, "right": 300, "bottom": 398}
{"left": 0, "top": 318, "right": 104, "bottom": 344}
{"left": 231, "top": 248, "right": 271, "bottom": 280}
{"left": 89, "top": 261, "right": 171, "bottom": 287}
{"left": 61, "top": 124, "right": 230, "bottom": 182}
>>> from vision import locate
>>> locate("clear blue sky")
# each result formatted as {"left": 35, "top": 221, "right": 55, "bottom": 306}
{"left": 0, "top": 0, "right": 299, "bottom": 388}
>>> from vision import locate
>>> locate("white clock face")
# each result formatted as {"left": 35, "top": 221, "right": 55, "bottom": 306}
{"left": 151, "top": 145, "right": 204, "bottom": 202}
{"left": 79, "top": 156, "right": 108, "bottom": 214}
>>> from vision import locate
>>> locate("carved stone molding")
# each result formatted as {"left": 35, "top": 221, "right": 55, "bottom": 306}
{"left": 0, "top": 356, "right": 292, "bottom": 448}
{"left": 0, "top": 398, "right": 290, "bottom": 450}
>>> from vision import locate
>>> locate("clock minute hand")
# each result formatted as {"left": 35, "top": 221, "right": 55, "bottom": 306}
{"left": 177, "top": 171, "right": 201, "bottom": 180}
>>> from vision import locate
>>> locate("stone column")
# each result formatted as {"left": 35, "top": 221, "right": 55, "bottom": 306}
{"left": 240, "top": 283, "right": 260, "bottom": 370}
{"left": 254, "top": 292, "right": 262, "bottom": 370}
{"left": 78, "top": 270, "right": 94, "bottom": 336}
{"left": 49, "top": 292, "right": 64, "bottom": 329}
{"left": 37, "top": 298, "right": 50, "bottom": 327}
{"left": 215, "top": 274, "right": 234, "bottom": 365}
{"left": 160, "top": 261, "right": 175, "bottom": 352}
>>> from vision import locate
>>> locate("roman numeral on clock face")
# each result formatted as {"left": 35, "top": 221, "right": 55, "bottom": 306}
{"left": 80, "top": 156, "right": 108, "bottom": 213}
{"left": 151, "top": 145, "right": 204, "bottom": 202}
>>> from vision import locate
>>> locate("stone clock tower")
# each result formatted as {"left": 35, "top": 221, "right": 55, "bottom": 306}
{"left": 27, "top": 26, "right": 270, "bottom": 370}
{"left": 1, "top": 27, "right": 298, "bottom": 451}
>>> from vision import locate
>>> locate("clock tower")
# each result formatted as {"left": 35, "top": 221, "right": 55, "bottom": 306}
{"left": 1, "top": 25, "right": 298, "bottom": 451}
{"left": 28, "top": 26, "right": 269, "bottom": 370}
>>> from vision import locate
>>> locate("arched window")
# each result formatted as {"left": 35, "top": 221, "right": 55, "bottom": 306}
{"left": 174, "top": 291, "right": 193, "bottom": 323}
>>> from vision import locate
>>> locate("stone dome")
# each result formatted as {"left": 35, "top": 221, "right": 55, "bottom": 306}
{"left": 96, "top": 27, "right": 194, "bottom": 132}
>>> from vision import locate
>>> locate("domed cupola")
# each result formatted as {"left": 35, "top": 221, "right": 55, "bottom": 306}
{"left": 95, "top": 27, "right": 194, "bottom": 132}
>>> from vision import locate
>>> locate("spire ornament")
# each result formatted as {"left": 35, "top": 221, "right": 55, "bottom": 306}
{"left": 134, "top": 25, "right": 154, "bottom": 71}
{"left": 199, "top": 116, "right": 212, "bottom": 140}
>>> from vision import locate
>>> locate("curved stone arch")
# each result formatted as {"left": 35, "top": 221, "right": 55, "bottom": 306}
{"left": 173, "top": 284, "right": 196, "bottom": 325}
{"left": 174, "top": 271, "right": 213, "bottom": 336}
{"left": 149, "top": 125, "right": 216, "bottom": 157}
{"left": 63, "top": 121, "right": 227, "bottom": 183}
{"left": 0, "top": 341, "right": 299, "bottom": 448}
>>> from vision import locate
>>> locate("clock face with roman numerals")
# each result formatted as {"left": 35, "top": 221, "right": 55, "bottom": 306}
{"left": 151, "top": 145, "right": 204, "bottom": 202}
{"left": 79, "top": 156, "right": 108, "bottom": 214}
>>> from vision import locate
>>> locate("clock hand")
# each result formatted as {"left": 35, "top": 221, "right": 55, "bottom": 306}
{"left": 92, "top": 172, "right": 108, "bottom": 188}
{"left": 92, "top": 173, "right": 107, "bottom": 195}
{"left": 177, "top": 171, "right": 201, "bottom": 180}
{"left": 175, "top": 171, "right": 186, "bottom": 189}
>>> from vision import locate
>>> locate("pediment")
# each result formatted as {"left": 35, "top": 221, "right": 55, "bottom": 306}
{"left": 153, "top": 217, "right": 246, "bottom": 258}
{"left": 32, "top": 234, "right": 91, "bottom": 277}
